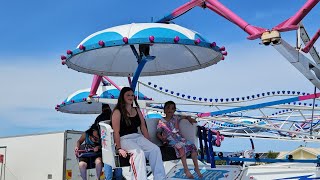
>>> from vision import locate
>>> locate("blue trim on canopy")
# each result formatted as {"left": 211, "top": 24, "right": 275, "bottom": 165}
{"left": 66, "top": 37, "right": 218, "bottom": 60}
{"left": 100, "top": 89, "right": 120, "bottom": 98}
{"left": 82, "top": 32, "right": 123, "bottom": 46}
{"left": 131, "top": 28, "right": 189, "bottom": 39}
{"left": 194, "top": 33, "right": 209, "bottom": 42}
{"left": 59, "top": 89, "right": 150, "bottom": 107}
{"left": 65, "top": 92, "right": 90, "bottom": 103}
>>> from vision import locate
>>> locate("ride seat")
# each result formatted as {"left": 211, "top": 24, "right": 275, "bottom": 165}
{"left": 99, "top": 118, "right": 198, "bottom": 167}
{"left": 77, "top": 144, "right": 102, "bottom": 169}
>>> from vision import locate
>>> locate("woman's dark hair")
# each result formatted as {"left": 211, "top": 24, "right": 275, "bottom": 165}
{"left": 164, "top": 101, "right": 176, "bottom": 110}
{"left": 101, "top": 104, "right": 112, "bottom": 120}
{"left": 86, "top": 124, "right": 99, "bottom": 137}
{"left": 114, "top": 87, "right": 140, "bottom": 126}
{"left": 102, "top": 103, "right": 111, "bottom": 113}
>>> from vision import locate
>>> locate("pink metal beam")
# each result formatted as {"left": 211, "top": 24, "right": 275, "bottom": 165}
{"left": 274, "top": 0, "right": 319, "bottom": 32}
{"left": 103, "top": 76, "right": 121, "bottom": 90}
{"left": 302, "top": 29, "right": 320, "bottom": 53}
{"left": 204, "top": 3, "right": 231, "bottom": 22}
{"left": 205, "top": 0, "right": 267, "bottom": 40}
{"left": 157, "top": 0, "right": 204, "bottom": 22}
{"left": 171, "top": 0, "right": 203, "bottom": 18}
{"left": 89, "top": 75, "right": 102, "bottom": 97}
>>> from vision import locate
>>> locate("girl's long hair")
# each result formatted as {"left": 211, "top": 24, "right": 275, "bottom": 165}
{"left": 86, "top": 123, "right": 99, "bottom": 137}
{"left": 113, "top": 87, "right": 140, "bottom": 126}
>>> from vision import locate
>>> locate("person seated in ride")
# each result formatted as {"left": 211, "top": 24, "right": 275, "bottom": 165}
{"left": 156, "top": 101, "right": 202, "bottom": 179}
{"left": 94, "top": 103, "right": 123, "bottom": 180}
{"left": 111, "top": 87, "right": 166, "bottom": 180}
{"left": 94, "top": 103, "right": 112, "bottom": 133}
{"left": 75, "top": 124, "right": 103, "bottom": 180}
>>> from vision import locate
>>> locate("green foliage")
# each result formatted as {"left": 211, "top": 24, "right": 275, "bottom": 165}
{"left": 215, "top": 160, "right": 227, "bottom": 165}
{"left": 266, "top": 150, "right": 279, "bottom": 159}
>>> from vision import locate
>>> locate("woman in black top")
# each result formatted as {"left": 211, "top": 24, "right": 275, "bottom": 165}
{"left": 111, "top": 87, "right": 166, "bottom": 180}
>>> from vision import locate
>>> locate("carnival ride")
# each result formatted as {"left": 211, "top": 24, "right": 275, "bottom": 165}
{"left": 57, "top": 79, "right": 320, "bottom": 142}
{"left": 141, "top": 81, "right": 320, "bottom": 142}
{"left": 56, "top": 0, "right": 320, "bottom": 179}
{"left": 56, "top": 80, "right": 320, "bottom": 179}
{"left": 58, "top": 0, "right": 320, "bottom": 141}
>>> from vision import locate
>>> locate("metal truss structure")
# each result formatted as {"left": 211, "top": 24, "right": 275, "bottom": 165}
{"left": 62, "top": 0, "right": 320, "bottom": 142}
{"left": 140, "top": 81, "right": 320, "bottom": 142}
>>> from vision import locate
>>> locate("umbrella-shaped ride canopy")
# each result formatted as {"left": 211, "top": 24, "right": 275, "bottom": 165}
{"left": 62, "top": 23, "right": 224, "bottom": 77}
{"left": 56, "top": 85, "right": 151, "bottom": 114}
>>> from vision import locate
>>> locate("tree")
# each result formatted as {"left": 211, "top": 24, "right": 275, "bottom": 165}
{"left": 266, "top": 150, "right": 279, "bottom": 159}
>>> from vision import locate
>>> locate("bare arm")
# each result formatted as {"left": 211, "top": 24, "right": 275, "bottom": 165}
{"left": 112, "top": 109, "right": 122, "bottom": 150}
{"left": 175, "top": 116, "right": 180, "bottom": 131}
{"left": 74, "top": 133, "right": 86, "bottom": 157}
{"left": 157, "top": 131, "right": 168, "bottom": 145}
{"left": 137, "top": 108, "right": 150, "bottom": 140}
{"left": 156, "top": 120, "right": 165, "bottom": 141}
{"left": 111, "top": 109, "right": 128, "bottom": 157}
{"left": 77, "top": 133, "right": 85, "bottom": 148}
{"left": 181, "top": 115, "right": 197, "bottom": 124}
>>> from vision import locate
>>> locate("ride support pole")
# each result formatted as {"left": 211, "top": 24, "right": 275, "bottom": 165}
{"left": 208, "top": 130, "right": 216, "bottom": 168}
{"left": 202, "top": 128, "right": 210, "bottom": 163}
{"left": 197, "top": 126, "right": 204, "bottom": 160}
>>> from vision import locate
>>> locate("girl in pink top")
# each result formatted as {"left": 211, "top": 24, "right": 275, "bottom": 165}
{"left": 157, "top": 101, "right": 203, "bottom": 179}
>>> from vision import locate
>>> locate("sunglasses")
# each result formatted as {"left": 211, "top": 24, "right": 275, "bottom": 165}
{"left": 92, "top": 135, "right": 99, "bottom": 141}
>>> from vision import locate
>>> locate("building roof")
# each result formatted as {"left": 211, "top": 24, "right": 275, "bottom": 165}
{"left": 277, "top": 146, "right": 320, "bottom": 159}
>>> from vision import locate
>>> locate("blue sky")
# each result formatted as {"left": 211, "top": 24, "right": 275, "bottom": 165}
{"left": 1, "top": 0, "right": 319, "bottom": 152}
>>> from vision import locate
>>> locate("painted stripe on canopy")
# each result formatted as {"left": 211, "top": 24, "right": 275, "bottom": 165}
{"left": 82, "top": 32, "right": 123, "bottom": 46}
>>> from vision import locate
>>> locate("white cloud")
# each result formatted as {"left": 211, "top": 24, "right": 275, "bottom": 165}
{"left": 0, "top": 58, "right": 97, "bottom": 136}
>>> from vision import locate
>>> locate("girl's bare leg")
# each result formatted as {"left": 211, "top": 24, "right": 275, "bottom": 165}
{"left": 179, "top": 148, "right": 194, "bottom": 179}
{"left": 191, "top": 151, "right": 203, "bottom": 178}
{"left": 95, "top": 157, "right": 103, "bottom": 180}
{"left": 79, "top": 161, "right": 87, "bottom": 180}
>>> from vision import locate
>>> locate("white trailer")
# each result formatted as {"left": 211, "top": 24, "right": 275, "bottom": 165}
{"left": 0, "top": 130, "right": 103, "bottom": 180}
